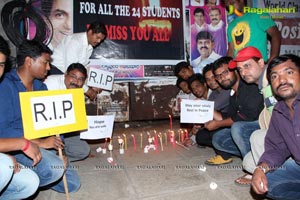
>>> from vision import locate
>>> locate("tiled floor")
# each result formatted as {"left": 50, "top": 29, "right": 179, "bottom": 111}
{"left": 33, "top": 120, "right": 268, "bottom": 200}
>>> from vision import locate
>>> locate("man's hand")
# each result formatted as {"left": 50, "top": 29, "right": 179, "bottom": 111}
{"left": 252, "top": 167, "right": 269, "bottom": 194}
{"left": 38, "top": 136, "right": 64, "bottom": 150}
{"left": 85, "top": 87, "right": 102, "bottom": 101}
{"left": 204, "top": 120, "right": 219, "bottom": 131}
{"left": 23, "top": 141, "right": 42, "bottom": 166}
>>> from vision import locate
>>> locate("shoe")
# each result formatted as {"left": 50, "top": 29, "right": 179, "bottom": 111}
{"left": 205, "top": 155, "right": 233, "bottom": 165}
{"left": 234, "top": 173, "right": 252, "bottom": 187}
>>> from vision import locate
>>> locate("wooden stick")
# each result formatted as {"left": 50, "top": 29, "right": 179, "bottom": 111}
{"left": 56, "top": 135, "right": 70, "bottom": 200}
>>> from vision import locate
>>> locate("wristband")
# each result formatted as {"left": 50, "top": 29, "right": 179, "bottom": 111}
{"left": 255, "top": 166, "right": 267, "bottom": 173}
{"left": 22, "top": 140, "right": 30, "bottom": 151}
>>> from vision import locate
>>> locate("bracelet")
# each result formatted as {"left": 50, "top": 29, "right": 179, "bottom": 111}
{"left": 255, "top": 166, "right": 267, "bottom": 173}
{"left": 22, "top": 140, "right": 30, "bottom": 151}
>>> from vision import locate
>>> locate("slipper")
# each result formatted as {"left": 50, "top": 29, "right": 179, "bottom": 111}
{"left": 234, "top": 173, "right": 252, "bottom": 186}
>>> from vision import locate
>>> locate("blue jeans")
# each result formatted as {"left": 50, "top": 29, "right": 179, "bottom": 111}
{"left": 231, "top": 120, "right": 260, "bottom": 157}
{"left": 14, "top": 148, "right": 81, "bottom": 193}
{"left": 266, "top": 159, "right": 300, "bottom": 200}
{"left": 64, "top": 133, "right": 90, "bottom": 162}
{"left": 212, "top": 128, "right": 241, "bottom": 158}
{"left": 0, "top": 153, "right": 39, "bottom": 200}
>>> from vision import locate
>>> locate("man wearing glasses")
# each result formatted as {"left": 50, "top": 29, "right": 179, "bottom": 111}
{"left": 203, "top": 56, "right": 263, "bottom": 165}
{"left": 44, "top": 63, "right": 90, "bottom": 162}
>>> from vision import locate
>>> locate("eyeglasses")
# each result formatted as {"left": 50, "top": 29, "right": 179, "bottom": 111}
{"left": 215, "top": 69, "right": 229, "bottom": 80}
{"left": 67, "top": 73, "right": 86, "bottom": 83}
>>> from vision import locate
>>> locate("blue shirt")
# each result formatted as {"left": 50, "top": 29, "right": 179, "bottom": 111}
{"left": 0, "top": 69, "right": 47, "bottom": 138}
{"left": 259, "top": 94, "right": 300, "bottom": 168}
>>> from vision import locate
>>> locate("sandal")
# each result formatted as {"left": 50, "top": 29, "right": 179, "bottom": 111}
{"left": 234, "top": 173, "right": 252, "bottom": 186}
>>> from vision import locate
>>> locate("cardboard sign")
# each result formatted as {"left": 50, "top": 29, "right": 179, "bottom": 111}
{"left": 87, "top": 67, "right": 114, "bottom": 91}
{"left": 80, "top": 115, "right": 115, "bottom": 140}
{"left": 19, "top": 89, "right": 87, "bottom": 139}
{"left": 180, "top": 99, "right": 214, "bottom": 124}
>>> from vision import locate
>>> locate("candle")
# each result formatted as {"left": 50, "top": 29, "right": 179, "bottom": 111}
{"left": 168, "top": 114, "right": 173, "bottom": 130}
{"left": 158, "top": 133, "right": 163, "bottom": 151}
{"left": 140, "top": 133, "right": 143, "bottom": 148}
{"left": 164, "top": 132, "right": 167, "bottom": 145}
{"left": 178, "top": 129, "right": 181, "bottom": 142}
{"left": 123, "top": 133, "right": 127, "bottom": 150}
{"left": 181, "top": 130, "right": 185, "bottom": 142}
{"left": 131, "top": 134, "right": 136, "bottom": 151}
{"left": 185, "top": 129, "right": 189, "bottom": 140}
{"left": 104, "top": 138, "right": 108, "bottom": 149}
{"left": 154, "top": 132, "right": 159, "bottom": 152}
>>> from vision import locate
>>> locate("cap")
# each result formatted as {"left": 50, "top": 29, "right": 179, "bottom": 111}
{"left": 228, "top": 46, "right": 262, "bottom": 69}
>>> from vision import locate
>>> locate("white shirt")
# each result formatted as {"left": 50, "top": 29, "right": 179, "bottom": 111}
{"left": 43, "top": 75, "right": 66, "bottom": 90}
{"left": 191, "top": 51, "right": 221, "bottom": 73}
{"left": 208, "top": 20, "right": 224, "bottom": 32}
{"left": 51, "top": 32, "right": 93, "bottom": 73}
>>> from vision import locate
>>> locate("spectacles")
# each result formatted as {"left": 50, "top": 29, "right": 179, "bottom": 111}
{"left": 67, "top": 73, "right": 86, "bottom": 83}
{"left": 215, "top": 69, "right": 229, "bottom": 80}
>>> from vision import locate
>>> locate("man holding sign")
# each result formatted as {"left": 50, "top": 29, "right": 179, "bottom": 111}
{"left": 44, "top": 63, "right": 90, "bottom": 162}
{"left": 0, "top": 40, "right": 80, "bottom": 193}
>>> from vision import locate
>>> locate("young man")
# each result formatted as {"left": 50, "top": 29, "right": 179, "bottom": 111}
{"left": 0, "top": 40, "right": 80, "bottom": 193}
{"left": 204, "top": 56, "right": 264, "bottom": 165}
{"left": 228, "top": 46, "right": 277, "bottom": 185}
{"left": 51, "top": 20, "right": 107, "bottom": 100}
{"left": 191, "top": 31, "right": 221, "bottom": 73}
{"left": 187, "top": 73, "right": 209, "bottom": 100}
{"left": 44, "top": 63, "right": 90, "bottom": 162}
{"left": 252, "top": 54, "right": 300, "bottom": 199}
{"left": 174, "top": 61, "right": 194, "bottom": 80}
{"left": 0, "top": 36, "right": 40, "bottom": 200}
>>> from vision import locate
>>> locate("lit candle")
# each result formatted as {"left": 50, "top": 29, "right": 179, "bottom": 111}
{"left": 178, "top": 129, "right": 181, "bottom": 142}
{"left": 164, "top": 132, "right": 167, "bottom": 145}
{"left": 140, "top": 133, "right": 143, "bottom": 148}
{"left": 181, "top": 130, "right": 185, "bottom": 142}
{"left": 123, "top": 133, "right": 127, "bottom": 150}
{"left": 159, "top": 133, "right": 163, "bottom": 151}
{"left": 168, "top": 114, "right": 173, "bottom": 130}
{"left": 154, "top": 132, "right": 159, "bottom": 152}
{"left": 185, "top": 129, "right": 189, "bottom": 140}
{"left": 131, "top": 134, "right": 136, "bottom": 151}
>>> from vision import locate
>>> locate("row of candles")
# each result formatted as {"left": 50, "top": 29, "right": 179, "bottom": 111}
{"left": 103, "top": 129, "right": 189, "bottom": 152}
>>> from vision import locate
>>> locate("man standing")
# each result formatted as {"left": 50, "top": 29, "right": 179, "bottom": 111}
{"left": 252, "top": 54, "right": 300, "bottom": 199}
{"left": 0, "top": 40, "right": 80, "bottom": 193}
{"left": 44, "top": 63, "right": 90, "bottom": 162}
{"left": 51, "top": 20, "right": 107, "bottom": 100}
{"left": 191, "top": 31, "right": 221, "bottom": 73}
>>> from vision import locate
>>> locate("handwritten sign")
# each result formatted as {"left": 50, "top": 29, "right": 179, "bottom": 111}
{"left": 180, "top": 99, "right": 214, "bottom": 124}
{"left": 80, "top": 115, "right": 115, "bottom": 140}
{"left": 87, "top": 67, "right": 114, "bottom": 91}
{"left": 20, "top": 89, "right": 87, "bottom": 139}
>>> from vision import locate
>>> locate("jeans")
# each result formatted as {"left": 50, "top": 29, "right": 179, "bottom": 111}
{"left": 64, "top": 133, "right": 90, "bottom": 162}
{"left": 266, "top": 159, "right": 300, "bottom": 200}
{"left": 212, "top": 128, "right": 241, "bottom": 158}
{"left": 231, "top": 120, "right": 260, "bottom": 157}
{"left": 14, "top": 148, "right": 81, "bottom": 193}
{"left": 0, "top": 153, "right": 39, "bottom": 200}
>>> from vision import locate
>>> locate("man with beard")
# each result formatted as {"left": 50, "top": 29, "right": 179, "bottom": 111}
{"left": 44, "top": 63, "right": 90, "bottom": 162}
{"left": 191, "top": 31, "right": 221, "bottom": 73}
{"left": 252, "top": 54, "right": 300, "bottom": 200}
{"left": 203, "top": 56, "right": 263, "bottom": 165}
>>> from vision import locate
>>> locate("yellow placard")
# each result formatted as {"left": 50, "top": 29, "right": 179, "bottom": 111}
{"left": 19, "top": 88, "right": 87, "bottom": 139}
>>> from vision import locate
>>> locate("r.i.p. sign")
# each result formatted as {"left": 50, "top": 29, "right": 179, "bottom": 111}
{"left": 19, "top": 89, "right": 87, "bottom": 139}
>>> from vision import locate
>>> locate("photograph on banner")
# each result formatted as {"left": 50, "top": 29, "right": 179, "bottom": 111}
{"left": 180, "top": 99, "right": 214, "bottom": 124}
{"left": 19, "top": 89, "right": 87, "bottom": 139}
{"left": 188, "top": 5, "right": 227, "bottom": 69}
{"left": 73, "top": 0, "right": 185, "bottom": 64}
{"left": 80, "top": 115, "right": 115, "bottom": 140}
{"left": 87, "top": 67, "right": 115, "bottom": 91}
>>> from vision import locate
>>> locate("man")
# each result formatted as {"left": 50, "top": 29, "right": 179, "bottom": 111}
{"left": 228, "top": 46, "right": 277, "bottom": 185}
{"left": 208, "top": 7, "right": 227, "bottom": 56}
{"left": 0, "top": 40, "right": 80, "bottom": 193}
{"left": 174, "top": 61, "right": 194, "bottom": 80}
{"left": 204, "top": 56, "right": 263, "bottom": 165}
{"left": 51, "top": 20, "right": 107, "bottom": 100}
{"left": 41, "top": 0, "right": 72, "bottom": 49}
{"left": 226, "top": 0, "right": 281, "bottom": 64}
{"left": 252, "top": 54, "right": 300, "bottom": 199}
{"left": 44, "top": 63, "right": 90, "bottom": 162}
{"left": 0, "top": 36, "right": 41, "bottom": 200}
{"left": 203, "top": 63, "right": 230, "bottom": 113}
{"left": 187, "top": 73, "right": 209, "bottom": 100}
{"left": 190, "top": 8, "right": 208, "bottom": 59}
{"left": 191, "top": 31, "right": 221, "bottom": 73}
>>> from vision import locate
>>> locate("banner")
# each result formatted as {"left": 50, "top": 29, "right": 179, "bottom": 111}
{"left": 20, "top": 89, "right": 87, "bottom": 139}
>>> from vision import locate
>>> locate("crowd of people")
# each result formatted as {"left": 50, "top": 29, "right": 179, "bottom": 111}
{"left": 0, "top": 0, "right": 299, "bottom": 199}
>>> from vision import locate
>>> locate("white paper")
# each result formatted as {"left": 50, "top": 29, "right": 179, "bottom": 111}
{"left": 87, "top": 67, "right": 114, "bottom": 91}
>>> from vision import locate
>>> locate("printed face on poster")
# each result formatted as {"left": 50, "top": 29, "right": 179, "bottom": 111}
{"left": 180, "top": 99, "right": 214, "bottom": 123}
{"left": 19, "top": 89, "right": 87, "bottom": 139}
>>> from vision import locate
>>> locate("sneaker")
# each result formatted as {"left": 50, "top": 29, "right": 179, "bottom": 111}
{"left": 205, "top": 155, "right": 233, "bottom": 165}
